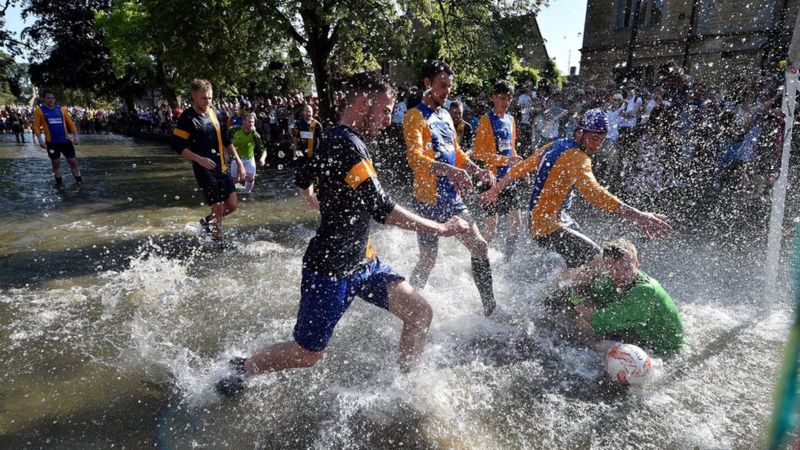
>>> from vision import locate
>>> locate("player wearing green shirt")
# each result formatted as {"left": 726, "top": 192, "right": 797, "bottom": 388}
{"left": 229, "top": 112, "right": 266, "bottom": 193}
{"left": 572, "top": 238, "right": 684, "bottom": 356}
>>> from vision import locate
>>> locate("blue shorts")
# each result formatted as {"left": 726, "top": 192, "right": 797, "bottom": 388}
{"left": 412, "top": 198, "right": 470, "bottom": 248}
{"left": 293, "top": 258, "right": 405, "bottom": 352}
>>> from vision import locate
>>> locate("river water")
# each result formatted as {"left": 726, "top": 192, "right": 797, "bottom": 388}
{"left": 0, "top": 134, "right": 794, "bottom": 448}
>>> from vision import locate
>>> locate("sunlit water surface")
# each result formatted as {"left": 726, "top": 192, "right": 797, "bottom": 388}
{"left": 0, "top": 134, "right": 795, "bottom": 448}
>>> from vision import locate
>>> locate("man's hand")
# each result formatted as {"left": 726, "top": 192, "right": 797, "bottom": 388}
{"left": 475, "top": 168, "right": 496, "bottom": 188}
{"left": 38, "top": 139, "right": 47, "bottom": 150}
{"left": 636, "top": 212, "right": 672, "bottom": 239}
{"left": 73, "top": 137, "right": 80, "bottom": 145}
{"left": 508, "top": 155, "right": 523, "bottom": 165}
{"left": 479, "top": 187, "right": 500, "bottom": 206}
{"left": 437, "top": 216, "right": 469, "bottom": 237}
{"left": 300, "top": 187, "right": 319, "bottom": 210}
{"left": 235, "top": 161, "right": 246, "bottom": 183}
{"left": 446, "top": 166, "right": 473, "bottom": 194}
{"left": 198, "top": 157, "right": 217, "bottom": 170}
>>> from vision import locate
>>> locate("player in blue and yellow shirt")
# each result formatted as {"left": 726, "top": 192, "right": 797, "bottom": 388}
{"left": 481, "top": 109, "right": 672, "bottom": 282}
{"left": 215, "top": 72, "right": 470, "bottom": 398}
{"left": 472, "top": 80, "right": 525, "bottom": 259}
{"left": 33, "top": 90, "right": 82, "bottom": 188}
{"left": 403, "top": 60, "right": 498, "bottom": 316}
{"left": 171, "top": 79, "right": 246, "bottom": 240}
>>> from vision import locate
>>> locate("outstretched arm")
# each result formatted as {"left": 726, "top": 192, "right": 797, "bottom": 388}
{"left": 384, "top": 204, "right": 468, "bottom": 237}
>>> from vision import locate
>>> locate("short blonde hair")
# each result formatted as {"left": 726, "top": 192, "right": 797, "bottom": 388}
{"left": 190, "top": 79, "right": 212, "bottom": 93}
{"left": 603, "top": 238, "right": 638, "bottom": 260}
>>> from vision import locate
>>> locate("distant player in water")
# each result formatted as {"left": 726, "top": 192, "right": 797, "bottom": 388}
{"left": 33, "top": 90, "right": 82, "bottom": 189}
{"left": 229, "top": 112, "right": 265, "bottom": 193}
{"left": 171, "top": 79, "right": 246, "bottom": 240}
{"left": 215, "top": 72, "right": 469, "bottom": 398}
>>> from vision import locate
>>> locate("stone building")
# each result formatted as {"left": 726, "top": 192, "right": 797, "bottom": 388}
{"left": 580, "top": 0, "right": 800, "bottom": 84}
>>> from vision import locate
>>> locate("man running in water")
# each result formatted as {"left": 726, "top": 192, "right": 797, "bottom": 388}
{"left": 229, "top": 112, "right": 265, "bottom": 193}
{"left": 569, "top": 239, "right": 684, "bottom": 356}
{"left": 171, "top": 79, "right": 246, "bottom": 240}
{"left": 215, "top": 72, "right": 469, "bottom": 398}
{"left": 33, "top": 90, "right": 82, "bottom": 189}
{"left": 404, "top": 60, "right": 498, "bottom": 316}
{"left": 480, "top": 109, "right": 671, "bottom": 283}
{"left": 472, "top": 80, "right": 524, "bottom": 258}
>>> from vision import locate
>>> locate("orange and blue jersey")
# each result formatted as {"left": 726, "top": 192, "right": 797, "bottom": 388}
{"left": 403, "top": 102, "right": 471, "bottom": 210}
{"left": 504, "top": 138, "right": 622, "bottom": 237}
{"left": 472, "top": 111, "right": 517, "bottom": 179}
{"left": 33, "top": 104, "right": 77, "bottom": 144}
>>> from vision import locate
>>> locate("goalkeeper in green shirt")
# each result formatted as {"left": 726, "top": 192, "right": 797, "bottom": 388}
{"left": 229, "top": 112, "right": 266, "bottom": 193}
{"left": 564, "top": 238, "right": 684, "bottom": 357}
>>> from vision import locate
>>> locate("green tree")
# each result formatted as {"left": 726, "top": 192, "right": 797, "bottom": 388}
{"left": 540, "top": 58, "right": 564, "bottom": 88}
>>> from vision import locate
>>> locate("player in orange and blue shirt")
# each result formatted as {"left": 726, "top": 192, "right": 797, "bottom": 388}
{"left": 471, "top": 80, "right": 526, "bottom": 260}
{"left": 403, "top": 60, "right": 499, "bottom": 316}
{"left": 33, "top": 90, "right": 82, "bottom": 188}
{"left": 481, "top": 109, "right": 672, "bottom": 281}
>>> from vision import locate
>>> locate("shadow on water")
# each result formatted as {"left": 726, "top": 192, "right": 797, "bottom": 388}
{"left": 0, "top": 220, "right": 315, "bottom": 289}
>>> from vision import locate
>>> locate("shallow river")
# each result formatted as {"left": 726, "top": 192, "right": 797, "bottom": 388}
{"left": 0, "top": 134, "right": 794, "bottom": 449}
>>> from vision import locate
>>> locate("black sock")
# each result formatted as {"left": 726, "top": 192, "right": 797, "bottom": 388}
{"left": 55, "top": 176, "right": 63, "bottom": 185}
{"left": 505, "top": 233, "right": 518, "bottom": 261}
{"left": 75, "top": 175, "right": 83, "bottom": 183}
{"left": 410, "top": 264, "right": 430, "bottom": 290}
{"left": 471, "top": 257, "right": 496, "bottom": 316}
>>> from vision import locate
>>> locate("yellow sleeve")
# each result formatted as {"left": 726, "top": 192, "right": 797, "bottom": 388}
{"left": 33, "top": 108, "right": 43, "bottom": 135}
{"left": 404, "top": 109, "right": 435, "bottom": 173}
{"left": 62, "top": 107, "right": 77, "bottom": 134}
{"left": 569, "top": 150, "right": 622, "bottom": 213}
{"left": 472, "top": 114, "right": 512, "bottom": 168}
{"left": 506, "top": 141, "right": 551, "bottom": 181}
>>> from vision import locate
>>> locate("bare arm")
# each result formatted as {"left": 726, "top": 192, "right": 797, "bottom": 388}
{"left": 384, "top": 204, "right": 468, "bottom": 237}
{"left": 615, "top": 203, "right": 672, "bottom": 238}
{"left": 179, "top": 148, "right": 216, "bottom": 170}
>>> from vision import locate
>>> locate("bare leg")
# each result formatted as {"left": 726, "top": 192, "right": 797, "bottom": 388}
{"left": 386, "top": 280, "right": 433, "bottom": 372}
{"left": 244, "top": 174, "right": 255, "bottom": 193}
{"left": 410, "top": 241, "right": 438, "bottom": 289}
{"left": 245, "top": 341, "right": 323, "bottom": 374}
{"left": 482, "top": 214, "right": 499, "bottom": 243}
{"left": 66, "top": 157, "right": 81, "bottom": 179}
{"left": 51, "top": 158, "right": 62, "bottom": 180}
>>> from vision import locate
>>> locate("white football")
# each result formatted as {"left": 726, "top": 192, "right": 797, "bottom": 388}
{"left": 604, "top": 343, "right": 652, "bottom": 386}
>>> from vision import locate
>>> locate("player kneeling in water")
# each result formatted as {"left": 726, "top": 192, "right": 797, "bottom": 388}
{"left": 557, "top": 239, "right": 685, "bottom": 357}
{"left": 215, "top": 72, "right": 470, "bottom": 398}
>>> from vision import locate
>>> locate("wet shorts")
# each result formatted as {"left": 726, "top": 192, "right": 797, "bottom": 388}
{"left": 412, "top": 198, "right": 471, "bottom": 248}
{"left": 230, "top": 157, "right": 256, "bottom": 179}
{"left": 46, "top": 141, "right": 76, "bottom": 160}
{"left": 293, "top": 258, "right": 404, "bottom": 352}
{"left": 534, "top": 226, "right": 602, "bottom": 268}
{"left": 480, "top": 178, "right": 527, "bottom": 217}
{"left": 193, "top": 165, "right": 236, "bottom": 205}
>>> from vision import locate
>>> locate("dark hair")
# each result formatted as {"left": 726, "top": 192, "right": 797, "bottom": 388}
{"left": 41, "top": 89, "right": 54, "bottom": 97}
{"left": 340, "top": 71, "right": 394, "bottom": 99}
{"left": 492, "top": 80, "right": 514, "bottom": 95}
{"left": 449, "top": 100, "right": 463, "bottom": 110}
{"left": 422, "top": 60, "right": 453, "bottom": 82}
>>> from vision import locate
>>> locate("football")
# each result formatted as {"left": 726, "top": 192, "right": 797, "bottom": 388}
{"left": 604, "top": 343, "right": 652, "bottom": 386}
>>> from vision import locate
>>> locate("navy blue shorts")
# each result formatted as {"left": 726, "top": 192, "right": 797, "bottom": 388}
{"left": 293, "top": 258, "right": 405, "bottom": 352}
{"left": 412, "top": 198, "right": 470, "bottom": 248}
{"left": 193, "top": 165, "right": 235, "bottom": 205}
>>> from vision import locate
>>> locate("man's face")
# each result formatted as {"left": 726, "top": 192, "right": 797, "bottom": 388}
{"left": 605, "top": 255, "right": 639, "bottom": 288}
{"left": 424, "top": 72, "right": 453, "bottom": 108}
{"left": 192, "top": 88, "right": 213, "bottom": 111}
{"left": 44, "top": 94, "right": 56, "bottom": 108}
{"left": 579, "top": 131, "right": 606, "bottom": 154}
{"left": 244, "top": 116, "right": 255, "bottom": 131}
{"left": 625, "top": 84, "right": 636, "bottom": 96}
{"left": 365, "top": 91, "right": 395, "bottom": 137}
{"left": 302, "top": 105, "right": 313, "bottom": 121}
{"left": 492, "top": 93, "right": 512, "bottom": 115}
{"left": 449, "top": 105, "right": 462, "bottom": 123}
